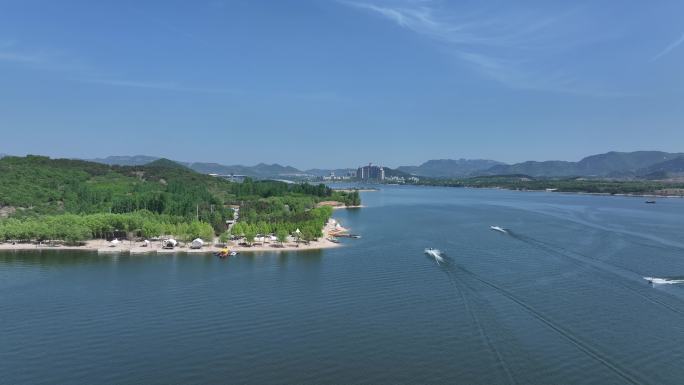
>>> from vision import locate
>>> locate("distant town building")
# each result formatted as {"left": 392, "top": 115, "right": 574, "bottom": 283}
{"left": 320, "top": 170, "right": 354, "bottom": 182}
{"left": 356, "top": 163, "right": 385, "bottom": 181}
{"left": 209, "top": 173, "right": 247, "bottom": 183}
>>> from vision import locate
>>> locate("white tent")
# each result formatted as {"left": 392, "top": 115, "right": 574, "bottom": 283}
{"left": 162, "top": 238, "right": 178, "bottom": 249}
{"left": 190, "top": 238, "right": 204, "bottom": 249}
{"left": 109, "top": 238, "right": 120, "bottom": 247}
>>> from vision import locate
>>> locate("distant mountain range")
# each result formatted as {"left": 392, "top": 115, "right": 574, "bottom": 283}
{"left": 84, "top": 151, "right": 684, "bottom": 180}
{"left": 397, "top": 159, "right": 505, "bottom": 178}
{"left": 394, "top": 151, "right": 684, "bottom": 179}
{"left": 88, "top": 155, "right": 159, "bottom": 166}
{"left": 88, "top": 155, "right": 304, "bottom": 178}
{"left": 479, "top": 151, "right": 684, "bottom": 178}
{"left": 187, "top": 162, "right": 302, "bottom": 178}
{"left": 638, "top": 155, "right": 684, "bottom": 179}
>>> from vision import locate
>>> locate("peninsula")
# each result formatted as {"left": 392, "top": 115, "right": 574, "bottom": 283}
{"left": 0, "top": 155, "right": 361, "bottom": 252}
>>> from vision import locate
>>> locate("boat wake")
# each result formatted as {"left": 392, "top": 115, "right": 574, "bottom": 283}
{"left": 455, "top": 264, "right": 645, "bottom": 385}
{"left": 427, "top": 251, "right": 517, "bottom": 384}
{"left": 505, "top": 231, "right": 684, "bottom": 316}
{"left": 425, "top": 250, "right": 646, "bottom": 385}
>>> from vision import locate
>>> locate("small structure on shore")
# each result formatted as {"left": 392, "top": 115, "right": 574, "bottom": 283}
{"left": 162, "top": 238, "right": 178, "bottom": 249}
{"left": 109, "top": 238, "right": 120, "bottom": 247}
{"left": 190, "top": 238, "right": 204, "bottom": 249}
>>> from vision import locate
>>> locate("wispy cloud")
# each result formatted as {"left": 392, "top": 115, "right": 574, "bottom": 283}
{"left": 0, "top": 41, "right": 52, "bottom": 66}
{"left": 0, "top": 39, "right": 234, "bottom": 94}
{"left": 342, "top": 1, "right": 623, "bottom": 96}
{"left": 343, "top": 1, "right": 560, "bottom": 48}
{"left": 0, "top": 51, "right": 44, "bottom": 64}
{"left": 651, "top": 32, "right": 684, "bottom": 62}
{"left": 81, "top": 78, "right": 237, "bottom": 94}
{"left": 0, "top": 40, "right": 93, "bottom": 73}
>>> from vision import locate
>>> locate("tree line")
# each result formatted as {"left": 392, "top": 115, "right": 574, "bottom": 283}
{"left": 229, "top": 206, "right": 333, "bottom": 244}
{"left": 0, "top": 211, "right": 215, "bottom": 244}
{"left": 413, "top": 176, "right": 684, "bottom": 195}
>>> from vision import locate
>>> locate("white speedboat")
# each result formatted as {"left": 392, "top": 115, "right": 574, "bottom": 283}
{"left": 490, "top": 226, "right": 507, "bottom": 234}
{"left": 424, "top": 248, "right": 444, "bottom": 263}
{"left": 644, "top": 277, "right": 684, "bottom": 285}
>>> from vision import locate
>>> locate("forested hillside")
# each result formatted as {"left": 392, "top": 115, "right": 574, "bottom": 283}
{"left": 0, "top": 155, "right": 359, "bottom": 244}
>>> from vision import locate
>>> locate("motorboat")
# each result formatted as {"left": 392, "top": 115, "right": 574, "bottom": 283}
{"left": 490, "top": 226, "right": 507, "bottom": 234}
{"left": 644, "top": 276, "right": 684, "bottom": 285}
{"left": 216, "top": 249, "right": 237, "bottom": 258}
{"left": 424, "top": 248, "right": 444, "bottom": 263}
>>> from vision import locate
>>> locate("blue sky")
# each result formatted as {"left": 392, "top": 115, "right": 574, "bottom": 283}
{"left": 1, "top": 0, "right": 683, "bottom": 169}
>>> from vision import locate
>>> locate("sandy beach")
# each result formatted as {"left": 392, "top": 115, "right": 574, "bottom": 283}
{"left": 332, "top": 188, "right": 378, "bottom": 193}
{"left": 317, "top": 201, "right": 365, "bottom": 209}
{"left": 0, "top": 218, "right": 351, "bottom": 254}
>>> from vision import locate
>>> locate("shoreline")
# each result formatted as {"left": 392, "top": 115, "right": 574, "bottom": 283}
{"left": 332, "top": 188, "right": 378, "bottom": 193}
{"left": 495, "top": 187, "right": 684, "bottom": 199}
{"left": 0, "top": 218, "right": 351, "bottom": 254}
{"left": 415, "top": 184, "right": 684, "bottom": 198}
{"left": 317, "top": 201, "right": 365, "bottom": 209}
{"left": 332, "top": 204, "right": 365, "bottom": 209}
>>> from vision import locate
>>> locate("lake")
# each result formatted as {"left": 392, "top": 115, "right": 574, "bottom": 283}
{"left": 2, "top": 186, "right": 684, "bottom": 384}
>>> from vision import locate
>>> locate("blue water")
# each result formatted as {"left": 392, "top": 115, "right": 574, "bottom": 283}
{"left": 2, "top": 186, "right": 684, "bottom": 384}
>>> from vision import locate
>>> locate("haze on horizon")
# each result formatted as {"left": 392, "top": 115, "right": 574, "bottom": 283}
{"left": 1, "top": 0, "right": 683, "bottom": 169}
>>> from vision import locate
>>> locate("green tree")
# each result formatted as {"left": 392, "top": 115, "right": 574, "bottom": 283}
{"left": 276, "top": 229, "right": 289, "bottom": 246}
{"left": 243, "top": 224, "right": 257, "bottom": 246}
{"left": 219, "top": 231, "right": 230, "bottom": 244}
{"left": 231, "top": 222, "right": 244, "bottom": 237}
{"left": 257, "top": 221, "right": 270, "bottom": 244}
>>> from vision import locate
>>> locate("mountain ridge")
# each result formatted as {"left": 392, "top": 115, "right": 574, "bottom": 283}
{"left": 87, "top": 155, "right": 305, "bottom": 178}
{"left": 637, "top": 155, "right": 684, "bottom": 179}
{"left": 478, "top": 151, "right": 684, "bottom": 178}
{"left": 83, "top": 151, "right": 684, "bottom": 180}
{"left": 398, "top": 158, "right": 504, "bottom": 178}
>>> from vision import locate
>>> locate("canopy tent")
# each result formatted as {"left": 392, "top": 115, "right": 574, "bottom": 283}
{"left": 190, "top": 238, "right": 204, "bottom": 249}
{"left": 162, "top": 239, "right": 178, "bottom": 249}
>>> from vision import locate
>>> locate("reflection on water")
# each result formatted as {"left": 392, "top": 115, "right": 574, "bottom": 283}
{"left": 276, "top": 249, "right": 323, "bottom": 265}
{"left": 0, "top": 249, "right": 111, "bottom": 267}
